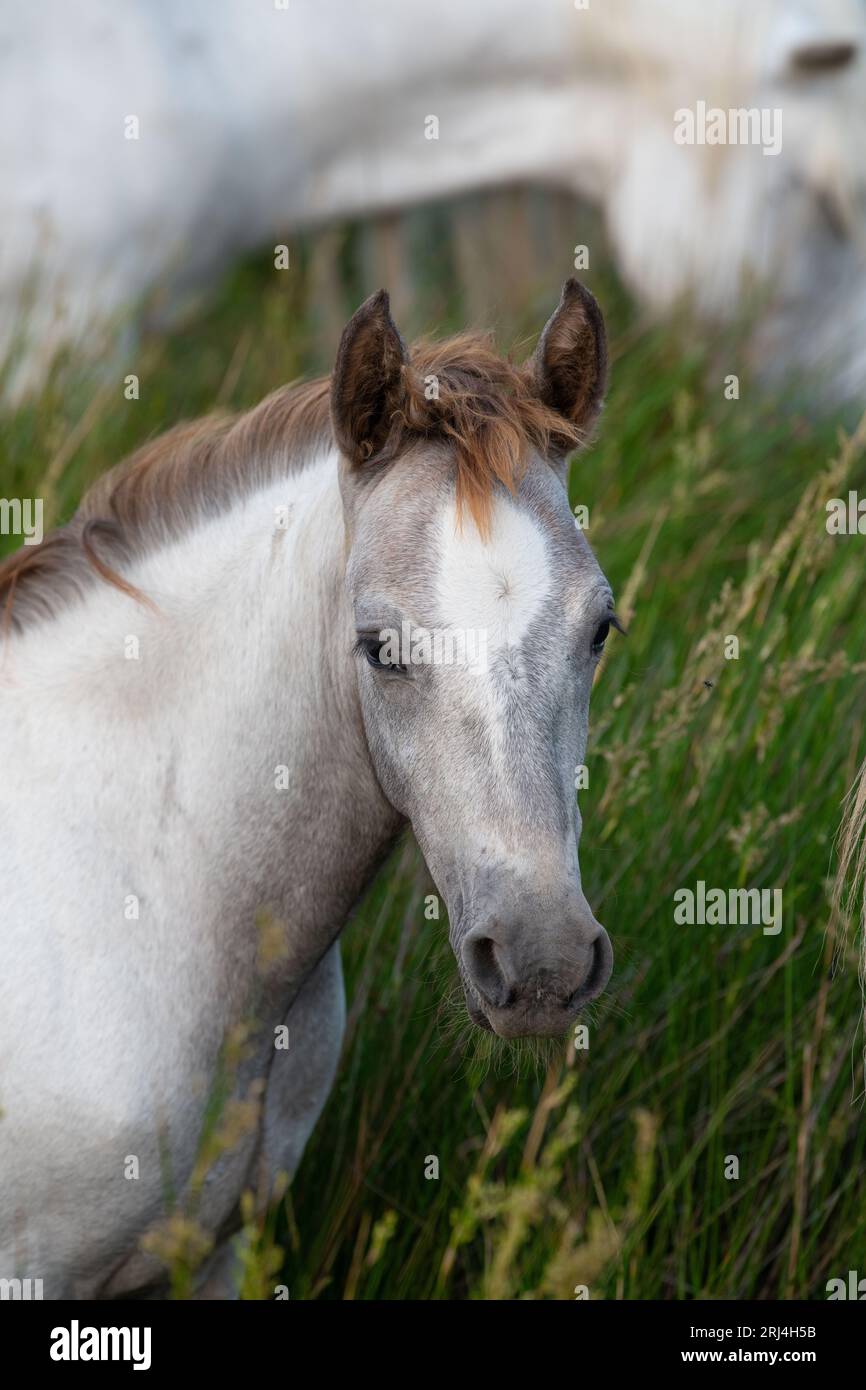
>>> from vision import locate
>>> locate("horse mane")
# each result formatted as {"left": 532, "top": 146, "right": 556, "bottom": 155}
{"left": 0, "top": 332, "right": 582, "bottom": 633}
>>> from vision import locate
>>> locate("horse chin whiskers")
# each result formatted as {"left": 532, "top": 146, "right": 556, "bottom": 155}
{"left": 435, "top": 980, "right": 561, "bottom": 1080}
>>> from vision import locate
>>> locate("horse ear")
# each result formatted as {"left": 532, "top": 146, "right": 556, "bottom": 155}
{"left": 530, "top": 278, "right": 608, "bottom": 445}
{"left": 331, "top": 289, "right": 408, "bottom": 465}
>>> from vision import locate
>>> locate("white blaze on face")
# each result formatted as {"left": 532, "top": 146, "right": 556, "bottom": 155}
{"left": 435, "top": 493, "right": 551, "bottom": 680}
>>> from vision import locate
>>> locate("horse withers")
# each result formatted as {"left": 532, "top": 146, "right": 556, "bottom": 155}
{"left": 0, "top": 279, "right": 615, "bottom": 1296}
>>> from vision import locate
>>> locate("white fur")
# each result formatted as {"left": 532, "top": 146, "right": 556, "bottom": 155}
{"left": 432, "top": 493, "right": 551, "bottom": 786}
{"left": 3, "top": 0, "right": 866, "bottom": 400}
{"left": 0, "top": 452, "right": 349, "bottom": 1295}
{"left": 434, "top": 494, "right": 551, "bottom": 656}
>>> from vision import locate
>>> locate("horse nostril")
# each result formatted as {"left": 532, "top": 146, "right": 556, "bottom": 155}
{"left": 569, "top": 928, "right": 613, "bottom": 1009}
{"left": 463, "top": 933, "right": 513, "bottom": 1010}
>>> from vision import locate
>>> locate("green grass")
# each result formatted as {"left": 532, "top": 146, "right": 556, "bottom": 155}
{"left": 3, "top": 201, "right": 865, "bottom": 1300}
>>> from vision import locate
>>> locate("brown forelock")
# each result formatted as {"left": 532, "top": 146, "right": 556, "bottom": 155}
{"left": 398, "top": 334, "right": 582, "bottom": 537}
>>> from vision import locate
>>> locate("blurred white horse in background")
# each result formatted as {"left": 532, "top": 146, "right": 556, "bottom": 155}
{"left": 2, "top": 0, "right": 865, "bottom": 404}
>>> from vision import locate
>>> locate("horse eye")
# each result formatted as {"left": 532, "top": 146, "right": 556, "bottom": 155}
{"left": 358, "top": 637, "right": 407, "bottom": 675}
{"left": 591, "top": 620, "right": 610, "bottom": 654}
{"left": 365, "top": 642, "right": 385, "bottom": 668}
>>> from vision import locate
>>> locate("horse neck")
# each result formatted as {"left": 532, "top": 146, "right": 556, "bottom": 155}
{"left": 3, "top": 450, "right": 401, "bottom": 974}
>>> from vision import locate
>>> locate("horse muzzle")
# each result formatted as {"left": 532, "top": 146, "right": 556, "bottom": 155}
{"left": 460, "top": 911, "right": 613, "bottom": 1038}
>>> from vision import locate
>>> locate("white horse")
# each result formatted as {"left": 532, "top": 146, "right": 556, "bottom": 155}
{"left": 0, "top": 279, "right": 615, "bottom": 1297}
{"left": 3, "top": 0, "right": 866, "bottom": 403}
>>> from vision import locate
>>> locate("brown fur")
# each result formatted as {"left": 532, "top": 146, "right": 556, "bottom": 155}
{"left": 398, "top": 333, "right": 585, "bottom": 536}
{"left": 0, "top": 334, "right": 586, "bottom": 633}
